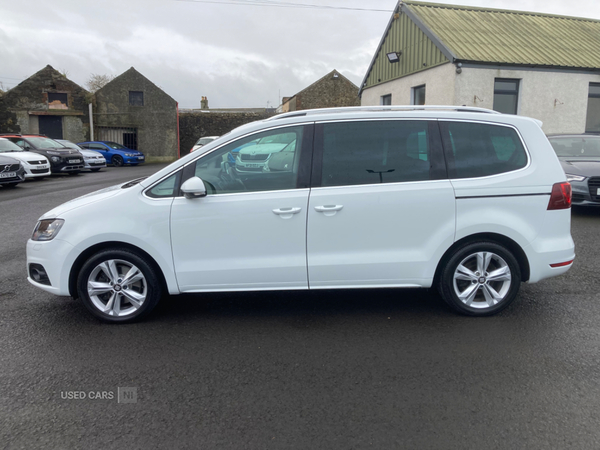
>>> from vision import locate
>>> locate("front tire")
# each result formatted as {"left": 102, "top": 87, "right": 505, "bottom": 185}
{"left": 112, "top": 155, "right": 124, "bottom": 167}
{"left": 438, "top": 241, "right": 521, "bottom": 316}
{"left": 76, "top": 249, "right": 162, "bottom": 323}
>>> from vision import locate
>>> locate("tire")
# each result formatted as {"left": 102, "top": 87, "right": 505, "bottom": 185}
{"left": 76, "top": 248, "right": 162, "bottom": 323}
{"left": 91, "top": 168, "right": 101, "bottom": 172}
{"left": 112, "top": 155, "right": 124, "bottom": 167}
{"left": 438, "top": 241, "right": 521, "bottom": 316}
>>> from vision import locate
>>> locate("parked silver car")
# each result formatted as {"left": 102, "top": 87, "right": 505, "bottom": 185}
{"left": 56, "top": 140, "right": 107, "bottom": 172}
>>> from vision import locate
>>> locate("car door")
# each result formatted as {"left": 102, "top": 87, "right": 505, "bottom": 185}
{"left": 307, "top": 119, "right": 456, "bottom": 288}
{"left": 170, "top": 124, "right": 313, "bottom": 292}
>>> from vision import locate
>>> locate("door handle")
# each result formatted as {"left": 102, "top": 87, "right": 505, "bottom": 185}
{"left": 314, "top": 205, "right": 343, "bottom": 216}
{"left": 272, "top": 207, "right": 302, "bottom": 219}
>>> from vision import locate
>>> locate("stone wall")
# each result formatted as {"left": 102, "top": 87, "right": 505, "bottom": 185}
{"left": 179, "top": 110, "right": 275, "bottom": 155}
{"left": 284, "top": 70, "right": 360, "bottom": 112}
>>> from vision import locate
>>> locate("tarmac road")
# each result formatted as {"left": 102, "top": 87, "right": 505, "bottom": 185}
{"left": 1, "top": 166, "right": 600, "bottom": 449}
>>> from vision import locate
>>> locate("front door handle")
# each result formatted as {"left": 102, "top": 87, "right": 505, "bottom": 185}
{"left": 272, "top": 207, "right": 302, "bottom": 219}
{"left": 314, "top": 205, "right": 343, "bottom": 217}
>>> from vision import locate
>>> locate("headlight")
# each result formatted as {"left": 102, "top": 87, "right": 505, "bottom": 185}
{"left": 32, "top": 219, "right": 65, "bottom": 241}
{"left": 51, "top": 156, "right": 61, "bottom": 162}
{"left": 125, "top": 153, "right": 135, "bottom": 157}
{"left": 566, "top": 174, "right": 586, "bottom": 182}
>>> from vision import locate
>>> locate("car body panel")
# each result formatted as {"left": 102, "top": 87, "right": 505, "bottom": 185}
{"left": 0, "top": 138, "right": 50, "bottom": 178}
{"left": 77, "top": 141, "right": 145, "bottom": 166}
{"left": 0, "top": 154, "right": 25, "bottom": 186}
{"left": 56, "top": 140, "right": 107, "bottom": 171}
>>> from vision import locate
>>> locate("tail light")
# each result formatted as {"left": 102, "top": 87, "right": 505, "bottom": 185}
{"left": 547, "top": 182, "right": 572, "bottom": 210}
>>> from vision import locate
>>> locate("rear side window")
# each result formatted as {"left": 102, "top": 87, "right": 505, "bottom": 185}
{"left": 440, "top": 122, "right": 527, "bottom": 179}
{"left": 317, "top": 120, "right": 433, "bottom": 187}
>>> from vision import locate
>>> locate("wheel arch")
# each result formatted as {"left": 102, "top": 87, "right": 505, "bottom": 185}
{"left": 68, "top": 241, "right": 169, "bottom": 298}
{"left": 433, "top": 233, "right": 531, "bottom": 287}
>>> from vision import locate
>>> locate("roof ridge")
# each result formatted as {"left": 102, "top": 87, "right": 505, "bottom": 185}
{"left": 402, "top": 1, "right": 600, "bottom": 23}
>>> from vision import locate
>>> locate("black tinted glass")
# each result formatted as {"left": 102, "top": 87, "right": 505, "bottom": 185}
{"left": 320, "top": 121, "right": 431, "bottom": 187}
{"left": 443, "top": 122, "right": 527, "bottom": 178}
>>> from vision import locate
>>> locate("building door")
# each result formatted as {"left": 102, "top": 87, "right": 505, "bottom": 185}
{"left": 39, "top": 116, "right": 63, "bottom": 139}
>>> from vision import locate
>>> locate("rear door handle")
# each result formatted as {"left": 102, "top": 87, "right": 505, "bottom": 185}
{"left": 272, "top": 207, "right": 302, "bottom": 219}
{"left": 314, "top": 205, "right": 343, "bottom": 216}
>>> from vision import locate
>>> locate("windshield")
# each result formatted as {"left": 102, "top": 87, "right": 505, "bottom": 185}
{"left": 57, "top": 140, "right": 83, "bottom": 150}
{"left": 105, "top": 142, "right": 128, "bottom": 150}
{"left": 549, "top": 137, "right": 600, "bottom": 157}
{"left": 0, "top": 139, "right": 24, "bottom": 152}
{"left": 26, "top": 137, "right": 67, "bottom": 149}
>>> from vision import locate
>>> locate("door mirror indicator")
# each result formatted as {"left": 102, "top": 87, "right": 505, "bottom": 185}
{"left": 181, "top": 177, "right": 207, "bottom": 199}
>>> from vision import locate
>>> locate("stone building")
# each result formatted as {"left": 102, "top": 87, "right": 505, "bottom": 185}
{"left": 360, "top": 1, "right": 600, "bottom": 135}
{"left": 0, "top": 65, "right": 90, "bottom": 140}
{"left": 94, "top": 67, "right": 178, "bottom": 162}
{"left": 277, "top": 70, "right": 360, "bottom": 113}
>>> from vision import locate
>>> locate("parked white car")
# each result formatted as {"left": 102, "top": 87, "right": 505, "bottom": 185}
{"left": 56, "top": 140, "right": 107, "bottom": 172}
{"left": 0, "top": 137, "right": 50, "bottom": 179}
{"left": 191, "top": 136, "right": 219, "bottom": 152}
{"left": 27, "top": 106, "right": 575, "bottom": 323}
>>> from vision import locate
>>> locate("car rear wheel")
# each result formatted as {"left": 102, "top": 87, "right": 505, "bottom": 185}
{"left": 438, "top": 241, "right": 521, "bottom": 316}
{"left": 112, "top": 155, "right": 124, "bottom": 167}
{"left": 76, "top": 249, "right": 162, "bottom": 323}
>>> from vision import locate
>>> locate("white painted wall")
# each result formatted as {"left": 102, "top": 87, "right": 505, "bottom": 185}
{"left": 361, "top": 63, "right": 456, "bottom": 107}
{"left": 361, "top": 64, "right": 600, "bottom": 134}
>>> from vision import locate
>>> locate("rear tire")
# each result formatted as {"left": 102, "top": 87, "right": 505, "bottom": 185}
{"left": 438, "top": 241, "right": 521, "bottom": 316}
{"left": 76, "top": 248, "right": 162, "bottom": 323}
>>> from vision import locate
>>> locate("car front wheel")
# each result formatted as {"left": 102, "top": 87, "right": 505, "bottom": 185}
{"left": 76, "top": 249, "right": 162, "bottom": 323}
{"left": 112, "top": 155, "right": 124, "bottom": 167}
{"left": 438, "top": 241, "right": 521, "bottom": 316}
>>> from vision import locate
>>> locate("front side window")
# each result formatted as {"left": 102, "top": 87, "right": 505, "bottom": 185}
{"left": 318, "top": 120, "right": 432, "bottom": 187}
{"left": 191, "top": 126, "right": 304, "bottom": 195}
{"left": 585, "top": 83, "right": 600, "bottom": 133}
{"left": 412, "top": 85, "right": 426, "bottom": 106}
{"left": 493, "top": 79, "right": 520, "bottom": 115}
{"left": 441, "top": 121, "right": 527, "bottom": 179}
{"left": 129, "top": 91, "right": 144, "bottom": 106}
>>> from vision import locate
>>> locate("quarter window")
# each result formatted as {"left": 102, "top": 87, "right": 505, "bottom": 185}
{"left": 191, "top": 126, "right": 304, "bottom": 195}
{"left": 441, "top": 122, "right": 527, "bottom": 179}
{"left": 147, "top": 172, "right": 181, "bottom": 198}
{"left": 493, "top": 79, "right": 520, "bottom": 115}
{"left": 318, "top": 121, "right": 432, "bottom": 187}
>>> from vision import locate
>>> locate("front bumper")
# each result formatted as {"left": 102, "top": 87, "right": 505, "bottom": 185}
{"left": 0, "top": 166, "right": 25, "bottom": 184}
{"left": 571, "top": 178, "right": 600, "bottom": 206}
{"left": 27, "top": 238, "right": 77, "bottom": 296}
{"left": 124, "top": 155, "right": 145, "bottom": 165}
{"left": 84, "top": 159, "right": 107, "bottom": 170}
{"left": 23, "top": 162, "right": 51, "bottom": 178}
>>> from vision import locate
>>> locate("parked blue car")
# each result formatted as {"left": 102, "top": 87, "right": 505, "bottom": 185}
{"left": 77, "top": 141, "right": 145, "bottom": 167}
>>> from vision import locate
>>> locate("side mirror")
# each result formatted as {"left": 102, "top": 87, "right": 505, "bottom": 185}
{"left": 181, "top": 176, "right": 207, "bottom": 199}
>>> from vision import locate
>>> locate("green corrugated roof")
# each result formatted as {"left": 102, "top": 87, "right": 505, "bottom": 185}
{"left": 405, "top": 1, "right": 600, "bottom": 68}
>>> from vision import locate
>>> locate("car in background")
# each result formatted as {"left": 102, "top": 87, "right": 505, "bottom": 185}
{"left": 548, "top": 134, "right": 600, "bottom": 206}
{"left": 234, "top": 132, "right": 297, "bottom": 173}
{"left": 56, "top": 140, "right": 106, "bottom": 172}
{"left": 0, "top": 134, "right": 84, "bottom": 175}
{"left": 0, "top": 154, "right": 25, "bottom": 188}
{"left": 77, "top": 141, "right": 145, "bottom": 167}
{"left": 0, "top": 138, "right": 51, "bottom": 179}
{"left": 191, "top": 136, "right": 219, "bottom": 152}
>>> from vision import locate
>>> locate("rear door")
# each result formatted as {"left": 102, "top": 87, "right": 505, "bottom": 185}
{"left": 306, "top": 119, "right": 456, "bottom": 288}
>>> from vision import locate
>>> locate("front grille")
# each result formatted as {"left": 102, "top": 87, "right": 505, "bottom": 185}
{"left": 2, "top": 163, "right": 20, "bottom": 172}
{"left": 27, "top": 160, "right": 45, "bottom": 165}
{"left": 31, "top": 168, "right": 49, "bottom": 174}
{"left": 589, "top": 177, "right": 600, "bottom": 202}
{"left": 572, "top": 193, "right": 585, "bottom": 203}
{"left": 240, "top": 153, "right": 269, "bottom": 161}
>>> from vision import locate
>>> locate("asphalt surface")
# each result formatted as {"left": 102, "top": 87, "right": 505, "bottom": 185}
{"left": 1, "top": 166, "right": 600, "bottom": 449}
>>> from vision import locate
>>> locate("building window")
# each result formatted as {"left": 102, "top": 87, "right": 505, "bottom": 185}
{"left": 380, "top": 94, "right": 392, "bottom": 105}
{"left": 585, "top": 83, "right": 600, "bottom": 133}
{"left": 412, "top": 85, "right": 426, "bottom": 105}
{"left": 129, "top": 91, "right": 144, "bottom": 106}
{"left": 493, "top": 79, "right": 519, "bottom": 114}
{"left": 48, "top": 93, "right": 68, "bottom": 109}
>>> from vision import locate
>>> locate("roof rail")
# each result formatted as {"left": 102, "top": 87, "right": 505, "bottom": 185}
{"left": 267, "top": 105, "right": 501, "bottom": 120}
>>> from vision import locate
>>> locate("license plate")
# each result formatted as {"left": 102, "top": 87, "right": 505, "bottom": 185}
{"left": 137, "top": 156, "right": 144, "bottom": 160}
{"left": 68, "top": 159, "right": 80, "bottom": 164}
{"left": 0, "top": 172, "right": 16, "bottom": 178}
{"left": 597, "top": 188, "right": 600, "bottom": 195}
{"left": 36, "top": 166, "right": 46, "bottom": 170}
{"left": 246, "top": 164, "right": 261, "bottom": 168}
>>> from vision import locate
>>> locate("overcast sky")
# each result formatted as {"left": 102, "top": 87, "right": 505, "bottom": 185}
{"left": 2, "top": 0, "right": 600, "bottom": 109}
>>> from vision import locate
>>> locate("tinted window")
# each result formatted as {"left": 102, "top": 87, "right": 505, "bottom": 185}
{"left": 319, "top": 121, "right": 432, "bottom": 187}
{"left": 441, "top": 122, "right": 527, "bottom": 179}
{"left": 192, "top": 126, "right": 304, "bottom": 195}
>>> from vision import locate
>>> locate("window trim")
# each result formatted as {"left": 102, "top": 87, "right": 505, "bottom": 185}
{"left": 438, "top": 119, "right": 531, "bottom": 181}
{"left": 493, "top": 78, "right": 520, "bottom": 115}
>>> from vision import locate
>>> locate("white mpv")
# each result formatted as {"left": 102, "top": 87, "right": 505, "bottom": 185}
{"left": 27, "top": 107, "right": 575, "bottom": 322}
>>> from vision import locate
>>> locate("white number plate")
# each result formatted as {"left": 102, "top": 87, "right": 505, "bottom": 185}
{"left": 0, "top": 172, "right": 16, "bottom": 178}
{"left": 36, "top": 166, "right": 46, "bottom": 170}
{"left": 137, "top": 156, "right": 144, "bottom": 160}
{"left": 246, "top": 164, "right": 261, "bottom": 168}
{"left": 597, "top": 188, "right": 600, "bottom": 195}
